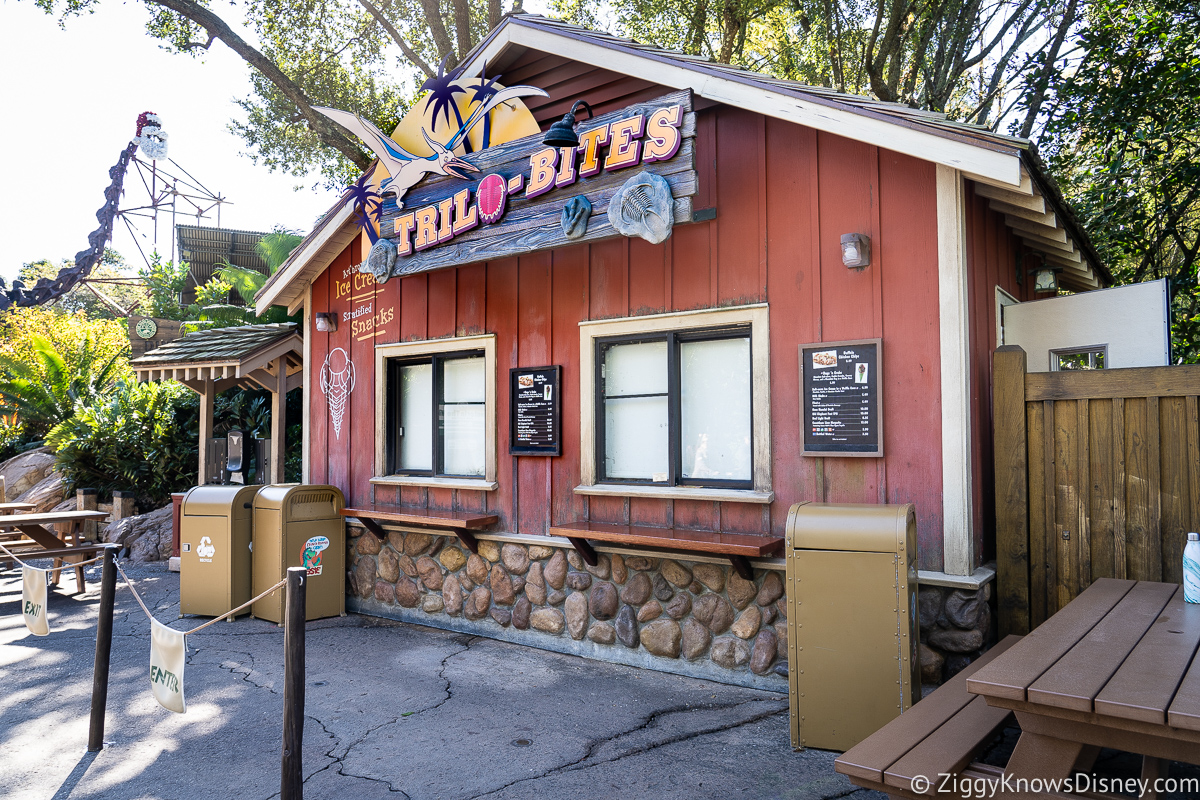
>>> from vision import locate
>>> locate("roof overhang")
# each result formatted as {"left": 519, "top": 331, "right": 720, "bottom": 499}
{"left": 132, "top": 329, "right": 304, "bottom": 394}
{"left": 458, "top": 17, "right": 1025, "bottom": 189}
{"left": 254, "top": 193, "right": 361, "bottom": 315}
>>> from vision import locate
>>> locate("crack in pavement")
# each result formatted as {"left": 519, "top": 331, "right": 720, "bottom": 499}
{"left": 306, "top": 634, "right": 479, "bottom": 796}
{"left": 463, "top": 698, "right": 789, "bottom": 800}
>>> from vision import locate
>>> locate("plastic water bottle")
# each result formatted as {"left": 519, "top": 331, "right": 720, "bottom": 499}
{"left": 1185, "top": 533, "right": 1200, "bottom": 603}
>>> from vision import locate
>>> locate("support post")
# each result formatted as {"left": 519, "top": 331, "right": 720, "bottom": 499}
{"left": 88, "top": 545, "right": 118, "bottom": 752}
{"left": 271, "top": 356, "right": 287, "bottom": 485}
{"left": 994, "top": 345, "right": 1030, "bottom": 636}
{"left": 198, "top": 385, "right": 215, "bottom": 485}
{"left": 77, "top": 488, "right": 99, "bottom": 542}
{"left": 281, "top": 566, "right": 307, "bottom": 800}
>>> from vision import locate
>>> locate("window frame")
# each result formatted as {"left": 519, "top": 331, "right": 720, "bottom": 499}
{"left": 373, "top": 334, "right": 498, "bottom": 491}
{"left": 1050, "top": 344, "right": 1107, "bottom": 371}
{"left": 595, "top": 326, "right": 754, "bottom": 490}
{"left": 578, "top": 304, "right": 772, "bottom": 504}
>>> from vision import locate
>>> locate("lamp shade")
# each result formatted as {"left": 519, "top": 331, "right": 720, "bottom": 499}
{"left": 543, "top": 114, "right": 581, "bottom": 148}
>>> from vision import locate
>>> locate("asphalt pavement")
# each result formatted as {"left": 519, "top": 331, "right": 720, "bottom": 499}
{"left": 0, "top": 559, "right": 883, "bottom": 800}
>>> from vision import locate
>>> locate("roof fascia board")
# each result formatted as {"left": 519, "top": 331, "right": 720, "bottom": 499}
{"left": 465, "top": 23, "right": 1022, "bottom": 187}
{"left": 255, "top": 197, "right": 358, "bottom": 315}
{"left": 237, "top": 334, "right": 305, "bottom": 377}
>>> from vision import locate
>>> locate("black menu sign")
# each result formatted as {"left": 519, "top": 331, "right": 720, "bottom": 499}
{"left": 510, "top": 366, "right": 561, "bottom": 456}
{"left": 801, "top": 339, "right": 883, "bottom": 457}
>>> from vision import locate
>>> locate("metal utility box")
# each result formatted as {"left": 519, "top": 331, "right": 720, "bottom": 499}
{"left": 180, "top": 484, "right": 261, "bottom": 618}
{"left": 785, "top": 502, "right": 920, "bottom": 752}
{"left": 252, "top": 484, "right": 346, "bottom": 623}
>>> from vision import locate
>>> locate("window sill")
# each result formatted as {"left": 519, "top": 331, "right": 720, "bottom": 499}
{"left": 573, "top": 484, "right": 774, "bottom": 504}
{"left": 370, "top": 476, "right": 498, "bottom": 491}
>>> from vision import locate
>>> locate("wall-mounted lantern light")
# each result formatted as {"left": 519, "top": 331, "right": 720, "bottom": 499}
{"left": 314, "top": 312, "right": 338, "bottom": 332}
{"left": 1032, "top": 267, "right": 1060, "bottom": 293}
{"left": 542, "top": 100, "right": 594, "bottom": 149}
{"left": 840, "top": 233, "right": 871, "bottom": 269}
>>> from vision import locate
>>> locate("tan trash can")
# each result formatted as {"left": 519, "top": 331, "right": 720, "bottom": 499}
{"left": 785, "top": 502, "right": 920, "bottom": 751}
{"left": 180, "top": 485, "right": 261, "bottom": 619}
{"left": 251, "top": 484, "right": 346, "bottom": 623}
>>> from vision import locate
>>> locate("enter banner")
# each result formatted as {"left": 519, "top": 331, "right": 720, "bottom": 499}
{"left": 150, "top": 618, "right": 187, "bottom": 713}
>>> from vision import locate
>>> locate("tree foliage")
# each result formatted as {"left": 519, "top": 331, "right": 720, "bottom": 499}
{"left": 0, "top": 331, "right": 126, "bottom": 442}
{"left": 1040, "top": 0, "right": 1200, "bottom": 359}
{"left": 19, "top": 249, "right": 144, "bottom": 319}
{"left": 46, "top": 380, "right": 201, "bottom": 507}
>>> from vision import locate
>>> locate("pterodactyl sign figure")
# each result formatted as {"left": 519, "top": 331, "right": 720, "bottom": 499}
{"left": 314, "top": 84, "right": 548, "bottom": 208}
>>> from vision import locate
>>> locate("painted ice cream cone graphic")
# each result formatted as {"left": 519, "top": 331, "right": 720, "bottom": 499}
{"left": 320, "top": 347, "right": 355, "bottom": 439}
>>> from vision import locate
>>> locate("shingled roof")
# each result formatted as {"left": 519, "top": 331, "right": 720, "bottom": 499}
{"left": 130, "top": 323, "right": 302, "bottom": 389}
{"left": 256, "top": 13, "right": 1107, "bottom": 312}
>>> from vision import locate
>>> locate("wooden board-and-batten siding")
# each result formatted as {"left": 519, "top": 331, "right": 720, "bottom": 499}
{"left": 308, "top": 100, "right": 959, "bottom": 570}
{"left": 993, "top": 345, "right": 1200, "bottom": 636}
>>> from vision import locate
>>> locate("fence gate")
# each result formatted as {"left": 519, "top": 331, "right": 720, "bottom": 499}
{"left": 993, "top": 345, "right": 1200, "bottom": 635}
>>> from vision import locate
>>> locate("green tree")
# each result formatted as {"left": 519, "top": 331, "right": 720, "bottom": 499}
{"left": 1039, "top": 0, "right": 1200, "bottom": 358}
{"left": 0, "top": 332, "right": 126, "bottom": 442}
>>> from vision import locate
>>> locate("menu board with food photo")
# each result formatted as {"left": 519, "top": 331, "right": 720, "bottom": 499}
{"left": 800, "top": 339, "right": 882, "bottom": 456}
{"left": 510, "top": 366, "right": 562, "bottom": 456}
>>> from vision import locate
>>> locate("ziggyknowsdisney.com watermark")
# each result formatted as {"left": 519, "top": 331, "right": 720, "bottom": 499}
{"left": 910, "top": 772, "right": 1199, "bottom": 798}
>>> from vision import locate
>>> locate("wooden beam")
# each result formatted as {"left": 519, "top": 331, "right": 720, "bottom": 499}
{"left": 1020, "top": 234, "right": 1082, "bottom": 260}
{"left": 1006, "top": 215, "right": 1067, "bottom": 243}
{"left": 198, "top": 386, "right": 214, "bottom": 486}
{"left": 286, "top": 372, "right": 303, "bottom": 393}
{"left": 270, "top": 356, "right": 286, "bottom": 485}
{"left": 975, "top": 183, "right": 1047, "bottom": 213}
{"left": 990, "top": 200, "right": 1057, "bottom": 228}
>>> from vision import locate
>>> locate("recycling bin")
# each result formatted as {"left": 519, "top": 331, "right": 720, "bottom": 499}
{"left": 785, "top": 502, "right": 920, "bottom": 751}
{"left": 179, "top": 484, "right": 261, "bottom": 618}
{"left": 251, "top": 484, "right": 346, "bottom": 623}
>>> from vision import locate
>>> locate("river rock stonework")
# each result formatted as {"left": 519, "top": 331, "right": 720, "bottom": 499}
{"left": 918, "top": 583, "right": 995, "bottom": 684}
{"left": 346, "top": 528, "right": 788, "bottom": 689}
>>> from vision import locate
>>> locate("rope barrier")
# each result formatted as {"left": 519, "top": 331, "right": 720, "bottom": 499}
{"left": 113, "top": 559, "right": 287, "bottom": 635}
{"left": 0, "top": 543, "right": 108, "bottom": 572}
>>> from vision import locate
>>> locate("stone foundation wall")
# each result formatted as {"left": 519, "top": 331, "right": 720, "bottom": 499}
{"left": 346, "top": 526, "right": 788, "bottom": 691}
{"left": 917, "top": 583, "right": 995, "bottom": 685}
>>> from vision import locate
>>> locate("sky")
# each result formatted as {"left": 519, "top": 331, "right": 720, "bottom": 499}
{"left": 0, "top": 3, "right": 341, "bottom": 281}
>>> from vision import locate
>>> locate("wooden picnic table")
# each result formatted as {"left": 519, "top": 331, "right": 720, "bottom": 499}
{"left": 0, "top": 510, "right": 109, "bottom": 592}
{"left": 0, "top": 502, "right": 38, "bottom": 514}
{"left": 967, "top": 578, "right": 1200, "bottom": 793}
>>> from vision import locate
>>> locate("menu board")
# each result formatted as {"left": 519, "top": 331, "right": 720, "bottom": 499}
{"left": 510, "top": 366, "right": 561, "bottom": 456}
{"left": 800, "top": 339, "right": 882, "bottom": 457}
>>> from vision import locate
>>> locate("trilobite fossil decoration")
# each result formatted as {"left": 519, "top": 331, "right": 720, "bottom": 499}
{"left": 607, "top": 171, "right": 674, "bottom": 244}
{"left": 561, "top": 195, "right": 592, "bottom": 240}
{"left": 361, "top": 236, "right": 398, "bottom": 283}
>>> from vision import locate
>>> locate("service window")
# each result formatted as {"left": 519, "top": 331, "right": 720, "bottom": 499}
{"left": 597, "top": 327, "right": 752, "bottom": 488}
{"left": 1051, "top": 345, "right": 1106, "bottom": 371}
{"left": 387, "top": 352, "right": 486, "bottom": 477}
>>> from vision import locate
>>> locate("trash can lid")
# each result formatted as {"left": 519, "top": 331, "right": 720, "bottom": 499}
{"left": 182, "top": 484, "right": 262, "bottom": 516}
{"left": 785, "top": 502, "right": 914, "bottom": 553}
{"left": 253, "top": 484, "right": 345, "bottom": 518}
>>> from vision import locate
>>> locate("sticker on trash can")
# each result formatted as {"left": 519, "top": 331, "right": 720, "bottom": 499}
{"left": 197, "top": 536, "right": 215, "bottom": 562}
{"left": 303, "top": 536, "right": 330, "bottom": 576}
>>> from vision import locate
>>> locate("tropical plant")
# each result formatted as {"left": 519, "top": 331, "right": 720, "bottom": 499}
{"left": 0, "top": 306, "right": 130, "bottom": 384}
{"left": 0, "top": 332, "right": 126, "bottom": 442}
{"left": 46, "top": 380, "right": 200, "bottom": 507}
{"left": 193, "top": 228, "right": 306, "bottom": 326}
{"left": 139, "top": 253, "right": 193, "bottom": 321}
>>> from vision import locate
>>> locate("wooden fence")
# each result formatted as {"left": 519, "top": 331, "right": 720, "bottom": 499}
{"left": 993, "top": 345, "right": 1200, "bottom": 636}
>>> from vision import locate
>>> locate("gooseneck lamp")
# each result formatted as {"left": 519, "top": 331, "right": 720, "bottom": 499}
{"left": 542, "top": 100, "right": 594, "bottom": 148}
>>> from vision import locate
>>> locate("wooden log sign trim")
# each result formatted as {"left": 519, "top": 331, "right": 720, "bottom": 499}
{"left": 375, "top": 89, "right": 697, "bottom": 278}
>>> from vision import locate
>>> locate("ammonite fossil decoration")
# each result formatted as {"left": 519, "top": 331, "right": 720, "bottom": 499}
{"left": 607, "top": 171, "right": 674, "bottom": 244}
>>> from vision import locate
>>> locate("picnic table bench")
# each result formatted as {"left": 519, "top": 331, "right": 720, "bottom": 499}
{"left": 835, "top": 634, "right": 1021, "bottom": 799}
{"left": 0, "top": 510, "right": 109, "bottom": 591}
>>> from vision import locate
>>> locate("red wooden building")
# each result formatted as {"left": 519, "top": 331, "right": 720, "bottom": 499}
{"left": 256, "top": 14, "right": 1107, "bottom": 687}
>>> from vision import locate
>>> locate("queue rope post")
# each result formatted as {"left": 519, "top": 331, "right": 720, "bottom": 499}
{"left": 88, "top": 544, "right": 119, "bottom": 752}
{"left": 281, "top": 566, "right": 307, "bottom": 800}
